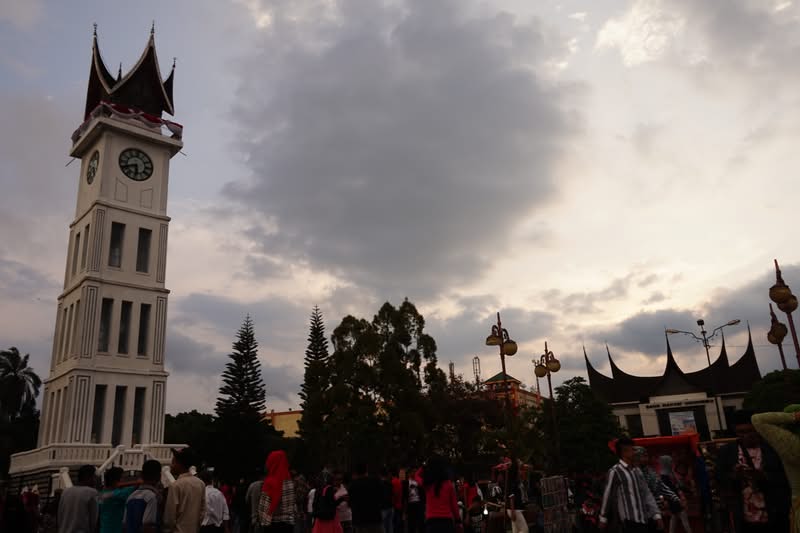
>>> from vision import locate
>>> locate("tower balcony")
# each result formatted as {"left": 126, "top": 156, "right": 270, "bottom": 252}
{"left": 9, "top": 442, "right": 179, "bottom": 475}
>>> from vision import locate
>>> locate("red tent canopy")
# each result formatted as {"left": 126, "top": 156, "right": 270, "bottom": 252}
{"left": 608, "top": 434, "right": 700, "bottom": 456}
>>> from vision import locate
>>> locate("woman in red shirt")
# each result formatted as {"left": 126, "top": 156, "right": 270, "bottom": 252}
{"left": 421, "top": 456, "right": 460, "bottom": 533}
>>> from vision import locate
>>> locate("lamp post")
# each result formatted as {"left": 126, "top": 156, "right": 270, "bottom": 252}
{"left": 534, "top": 342, "right": 561, "bottom": 467}
{"left": 767, "top": 304, "right": 789, "bottom": 370}
{"left": 485, "top": 312, "right": 518, "bottom": 419}
{"left": 666, "top": 318, "right": 740, "bottom": 435}
{"left": 769, "top": 259, "right": 800, "bottom": 367}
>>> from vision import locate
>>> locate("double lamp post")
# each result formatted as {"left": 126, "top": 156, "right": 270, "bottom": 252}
{"left": 485, "top": 313, "right": 561, "bottom": 465}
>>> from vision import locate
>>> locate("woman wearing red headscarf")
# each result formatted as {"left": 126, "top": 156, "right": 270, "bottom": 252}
{"left": 260, "top": 451, "right": 297, "bottom": 533}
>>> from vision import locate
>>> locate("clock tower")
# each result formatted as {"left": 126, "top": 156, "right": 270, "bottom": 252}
{"left": 10, "top": 27, "right": 184, "bottom": 481}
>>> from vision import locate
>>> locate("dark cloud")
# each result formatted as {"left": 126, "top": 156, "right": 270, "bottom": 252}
{"left": 165, "top": 326, "right": 302, "bottom": 404}
{"left": 226, "top": 0, "right": 581, "bottom": 296}
{"left": 173, "top": 293, "right": 312, "bottom": 355}
{"left": 0, "top": 258, "right": 59, "bottom": 299}
{"left": 427, "top": 300, "right": 557, "bottom": 384}
{"left": 543, "top": 274, "right": 634, "bottom": 315}
{"left": 588, "top": 263, "right": 800, "bottom": 375}
{"left": 642, "top": 291, "right": 666, "bottom": 305}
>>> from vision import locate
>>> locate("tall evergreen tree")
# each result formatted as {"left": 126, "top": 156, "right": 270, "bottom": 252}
{"left": 214, "top": 316, "right": 279, "bottom": 480}
{"left": 216, "top": 315, "right": 266, "bottom": 418}
{"left": 299, "top": 306, "right": 330, "bottom": 403}
{"left": 298, "top": 306, "right": 331, "bottom": 471}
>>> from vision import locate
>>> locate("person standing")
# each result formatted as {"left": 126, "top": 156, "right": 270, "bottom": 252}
{"left": 599, "top": 437, "right": 663, "bottom": 533}
{"left": 658, "top": 456, "right": 691, "bottom": 533}
{"left": 380, "top": 469, "right": 394, "bottom": 533}
{"left": 422, "top": 456, "right": 460, "bottom": 533}
{"left": 58, "top": 464, "right": 100, "bottom": 533}
{"left": 334, "top": 472, "right": 352, "bottom": 533}
{"left": 124, "top": 459, "right": 163, "bottom": 533}
{"left": 247, "top": 470, "right": 266, "bottom": 533}
{"left": 391, "top": 470, "right": 403, "bottom": 533}
{"left": 348, "top": 464, "right": 384, "bottom": 533}
{"left": 406, "top": 469, "right": 423, "bottom": 533}
{"left": 163, "top": 448, "right": 206, "bottom": 533}
{"left": 311, "top": 471, "right": 343, "bottom": 533}
{"left": 260, "top": 451, "right": 296, "bottom": 533}
{"left": 752, "top": 406, "right": 800, "bottom": 533}
{"left": 294, "top": 472, "right": 310, "bottom": 533}
{"left": 200, "top": 470, "right": 231, "bottom": 533}
{"left": 717, "top": 411, "right": 790, "bottom": 533}
{"left": 99, "top": 466, "right": 140, "bottom": 533}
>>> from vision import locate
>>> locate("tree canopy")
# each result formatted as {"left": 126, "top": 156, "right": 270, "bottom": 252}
{"left": 743, "top": 369, "right": 800, "bottom": 413}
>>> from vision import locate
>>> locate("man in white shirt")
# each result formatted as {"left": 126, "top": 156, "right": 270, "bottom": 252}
{"left": 199, "top": 470, "right": 231, "bottom": 533}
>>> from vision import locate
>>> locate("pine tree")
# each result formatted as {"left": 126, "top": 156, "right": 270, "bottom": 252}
{"left": 299, "top": 306, "right": 330, "bottom": 404}
{"left": 216, "top": 315, "right": 266, "bottom": 418}
{"left": 298, "top": 306, "right": 332, "bottom": 471}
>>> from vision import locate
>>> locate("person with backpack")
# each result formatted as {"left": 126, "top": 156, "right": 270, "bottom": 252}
{"left": 124, "top": 460, "right": 163, "bottom": 533}
{"left": 333, "top": 472, "right": 352, "bottom": 533}
{"left": 312, "top": 472, "right": 345, "bottom": 533}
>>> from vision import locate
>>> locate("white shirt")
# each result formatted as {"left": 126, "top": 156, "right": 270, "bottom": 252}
{"left": 202, "top": 485, "right": 230, "bottom": 527}
{"left": 307, "top": 488, "right": 317, "bottom": 513}
{"left": 408, "top": 480, "right": 421, "bottom": 504}
{"left": 336, "top": 485, "right": 352, "bottom": 522}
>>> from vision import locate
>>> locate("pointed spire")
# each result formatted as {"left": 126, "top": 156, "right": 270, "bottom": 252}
{"left": 117, "top": 62, "right": 122, "bottom": 81}
{"left": 665, "top": 331, "right": 676, "bottom": 363}
{"left": 718, "top": 329, "right": 730, "bottom": 366}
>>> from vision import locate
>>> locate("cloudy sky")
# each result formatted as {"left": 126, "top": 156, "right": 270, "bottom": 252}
{"left": 2, "top": 0, "right": 799, "bottom": 414}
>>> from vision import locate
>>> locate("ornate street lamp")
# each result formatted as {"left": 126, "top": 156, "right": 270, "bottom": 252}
{"left": 769, "top": 259, "right": 800, "bottom": 367}
{"left": 767, "top": 304, "right": 789, "bottom": 370}
{"left": 666, "top": 318, "right": 740, "bottom": 434}
{"left": 533, "top": 342, "right": 561, "bottom": 467}
{"left": 485, "top": 312, "right": 518, "bottom": 417}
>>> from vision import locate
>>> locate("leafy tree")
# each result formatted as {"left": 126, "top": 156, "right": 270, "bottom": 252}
{"left": 551, "top": 376, "right": 622, "bottom": 474}
{"left": 0, "top": 347, "right": 42, "bottom": 422}
{"left": 744, "top": 369, "right": 800, "bottom": 413}
{"left": 216, "top": 315, "right": 266, "bottom": 418}
{"left": 164, "top": 410, "right": 217, "bottom": 465}
{"left": 0, "top": 402, "right": 39, "bottom": 478}
{"left": 298, "top": 306, "right": 332, "bottom": 470}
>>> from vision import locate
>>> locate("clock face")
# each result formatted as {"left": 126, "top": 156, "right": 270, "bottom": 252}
{"left": 118, "top": 148, "right": 154, "bottom": 181}
{"left": 86, "top": 150, "right": 99, "bottom": 184}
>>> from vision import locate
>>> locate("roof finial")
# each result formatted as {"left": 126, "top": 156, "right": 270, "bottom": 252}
{"left": 151, "top": 20, "right": 155, "bottom": 36}
{"left": 93, "top": 23, "right": 98, "bottom": 37}
{"left": 117, "top": 62, "right": 122, "bottom": 80}
{"left": 172, "top": 57, "right": 177, "bottom": 69}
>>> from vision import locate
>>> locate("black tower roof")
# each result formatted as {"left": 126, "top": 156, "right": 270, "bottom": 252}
{"left": 585, "top": 329, "right": 761, "bottom": 404}
{"left": 84, "top": 25, "right": 175, "bottom": 119}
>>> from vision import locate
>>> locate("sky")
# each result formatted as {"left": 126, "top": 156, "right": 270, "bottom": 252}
{"left": 1, "top": 0, "right": 799, "bottom": 414}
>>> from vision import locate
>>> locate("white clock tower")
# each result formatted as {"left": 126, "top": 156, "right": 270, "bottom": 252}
{"left": 10, "top": 27, "right": 184, "bottom": 481}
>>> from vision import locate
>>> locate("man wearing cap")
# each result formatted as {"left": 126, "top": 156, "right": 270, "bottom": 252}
{"left": 163, "top": 447, "right": 206, "bottom": 533}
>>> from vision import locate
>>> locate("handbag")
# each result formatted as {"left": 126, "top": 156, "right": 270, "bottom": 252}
{"left": 258, "top": 491, "right": 273, "bottom": 526}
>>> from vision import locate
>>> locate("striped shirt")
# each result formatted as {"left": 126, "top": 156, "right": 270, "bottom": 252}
{"left": 599, "top": 460, "right": 661, "bottom": 525}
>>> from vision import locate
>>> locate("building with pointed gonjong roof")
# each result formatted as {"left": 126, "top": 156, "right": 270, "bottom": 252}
{"left": 584, "top": 330, "right": 761, "bottom": 440}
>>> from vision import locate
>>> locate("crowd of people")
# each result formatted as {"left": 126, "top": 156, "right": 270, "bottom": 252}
{"left": 0, "top": 406, "right": 797, "bottom": 533}
{"left": 594, "top": 407, "right": 800, "bottom": 533}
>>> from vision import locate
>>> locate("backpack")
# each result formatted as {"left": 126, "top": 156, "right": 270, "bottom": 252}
{"left": 313, "top": 485, "right": 337, "bottom": 520}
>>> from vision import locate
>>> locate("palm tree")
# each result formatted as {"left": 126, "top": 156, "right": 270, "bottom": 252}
{"left": 0, "top": 347, "right": 42, "bottom": 421}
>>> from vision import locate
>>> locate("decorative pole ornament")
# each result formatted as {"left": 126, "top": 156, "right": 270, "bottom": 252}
{"left": 767, "top": 304, "right": 789, "bottom": 370}
{"left": 534, "top": 342, "right": 561, "bottom": 467}
{"left": 485, "top": 312, "right": 517, "bottom": 416}
{"left": 769, "top": 259, "right": 800, "bottom": 367}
